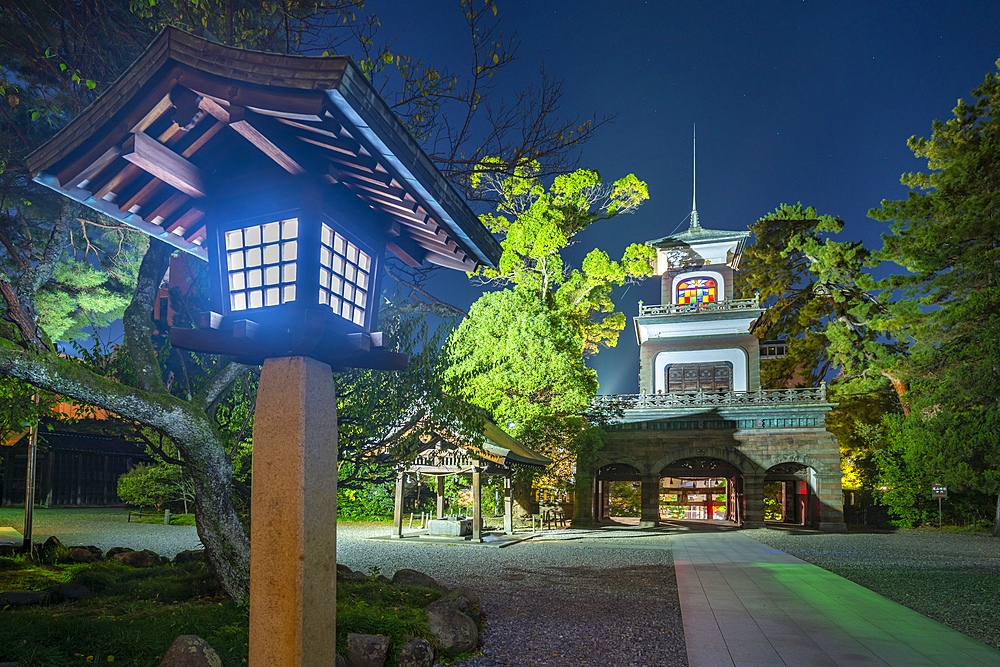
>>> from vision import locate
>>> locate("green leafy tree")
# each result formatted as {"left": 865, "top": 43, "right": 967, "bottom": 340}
{"left": 445, "top": 165, "right": 654, "bottom": 506}
{"left": 868, "top": 58, "right": 1000, "bottom": 535}
{"left": 736, "top": 204, "right": 910, "bottom": 493}
{"left": 117, "top": 461, "right": 194, "bottom": 511}
{"left": 737, "top": 203, "right": 908, "bottom": 400}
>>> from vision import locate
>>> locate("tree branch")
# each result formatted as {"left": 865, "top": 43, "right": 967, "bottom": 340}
{"left": 196, "top": 360, "right": 251, "bottom": 415}
{"left": 132, "top": 427, "right": 193, "bottom": 470}
{"left": 385, "top": 263, "right": 468, "bottom": 318}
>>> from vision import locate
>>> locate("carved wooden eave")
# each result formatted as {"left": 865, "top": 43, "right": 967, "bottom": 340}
{"left": 26, "top": 27, "right": 502, "bottom": 272}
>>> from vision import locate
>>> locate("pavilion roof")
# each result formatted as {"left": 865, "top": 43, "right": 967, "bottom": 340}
{"left": 393, "top": 406, "right": 552, "bottom": 473}
{"left": 27, "top": 27, "right": 501, "bottom": 271}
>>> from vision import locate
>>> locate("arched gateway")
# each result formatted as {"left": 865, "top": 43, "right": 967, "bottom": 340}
{"left": 575, "top": 198, "right": 847, "bottom": 531}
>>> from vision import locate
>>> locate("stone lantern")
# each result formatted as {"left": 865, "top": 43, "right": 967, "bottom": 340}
{"left": 27, "top": 27, "right": 501, "bottom": 667}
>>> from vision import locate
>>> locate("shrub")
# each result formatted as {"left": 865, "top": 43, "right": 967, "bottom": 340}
{"left": 117, "top": 463, "right": 193, "bottom": 511}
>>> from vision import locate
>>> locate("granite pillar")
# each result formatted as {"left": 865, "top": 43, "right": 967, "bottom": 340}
{"left": 249, "top": 356, "right": 337, "bottom": 667}
{"left": 639, "top": 475, "right": 660, "bottom": 527}
{"left": 742, "top": 473, "right": 765, "bottom": 528}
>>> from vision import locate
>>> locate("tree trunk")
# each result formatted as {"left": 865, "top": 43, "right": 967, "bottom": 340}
{"left": 186, "top": 432, "right": 251, "bottom": 601}
{"left": 885, "top": 372, "right": 911, "bottom": 417}
{"left": 512, "top": 475, "right": 534, "bottom": 518}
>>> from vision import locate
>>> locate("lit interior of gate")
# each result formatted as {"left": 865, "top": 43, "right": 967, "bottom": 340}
{"left": 660, "top": 477, "right": 727, "bottom": 520}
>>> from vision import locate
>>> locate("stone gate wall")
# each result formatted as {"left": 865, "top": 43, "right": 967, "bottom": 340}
{"left": 583, "top": 425, "right": 846, "bottom": 530}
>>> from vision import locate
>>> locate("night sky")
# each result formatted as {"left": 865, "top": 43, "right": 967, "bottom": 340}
{"left": 368, "top": 0, "right": 1000, "bottom": 395}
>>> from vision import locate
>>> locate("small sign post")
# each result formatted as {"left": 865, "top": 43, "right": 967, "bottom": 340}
{"left": 932, "top": 483, "right": 947, "bottom": 529}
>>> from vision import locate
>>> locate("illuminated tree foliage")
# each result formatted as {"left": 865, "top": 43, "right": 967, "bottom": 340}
{"left": 867, "top": 59, "right": 1000, "bottom": 532}
{"left": 445, "top": 166, "right": 653, "bottom": 489}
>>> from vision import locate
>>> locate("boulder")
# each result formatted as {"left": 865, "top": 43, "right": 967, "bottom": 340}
{"left": 425, "top": 599, "right": 478, "bottom": 655}
{"left": 157, "top": 635, "right": 223, "bottom": 667}
{"left": 397, "top": 638, "right": 435, "bottom": 667}
{"left": 45, "top": 582, "right": 92, "bottom": 601}
{"left": 69, "top": 546, "right": 103, "bottom": 563}
{"left": 105, "top": 546, "right": 134, "bottom": 559}
{"left": 390, "top": 569, "right": 447, "bottom": 592}
{"left": 0, "top": 590, "right": 50, "bottom": 606}
{"left": 39, "top": 536, "right": 68, "bottom": 562}
{"left": 113, "top": 549, "right": 161, "bottom": 568}
{"left": 440, "top": 587, "right": 483, "bottom": 624}
{"left": 42, "top": 535, "right": 64, "bottom": 552}
{"left": 345, "top": 633, "right": 390, "bottom": 667}
{"left": 172, "top": 549, "right": 206, "bottom": 564}
{"left": 336, "top": 563, "right": 354, "bottom": 575}
{"left": 336, "top": 655, "right": 347, "bottom": 667}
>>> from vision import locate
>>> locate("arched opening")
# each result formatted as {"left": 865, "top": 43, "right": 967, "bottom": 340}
{"left": 659, "top": 457, "right": 743, "bottom": 525}
{"left": 595, "top": 463, "right": 641, "bottom": 523}
{"left": 764, "top": 462, "right": 816, "bottom": 525}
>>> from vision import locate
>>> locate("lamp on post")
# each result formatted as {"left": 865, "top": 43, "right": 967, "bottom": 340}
{"left": 171, "top": 177, "right": 403, "bottom": 371}
{"left": 27, "top": 27, "right": 501, "bottom": 667}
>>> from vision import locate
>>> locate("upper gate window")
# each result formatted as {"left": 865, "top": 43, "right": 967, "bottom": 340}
{"left": 675, "top": 277, "right": 717, "bottom": 307}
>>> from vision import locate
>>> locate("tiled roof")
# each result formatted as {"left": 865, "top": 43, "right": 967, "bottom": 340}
{"left": 27, "top": 27, "right": 501, "bottom": 270}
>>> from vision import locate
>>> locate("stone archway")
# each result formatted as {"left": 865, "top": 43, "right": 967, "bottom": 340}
{"left": 764, "top": 460, "right": 846, "bottom": 529}
{"left": 594, "top": 463, "right": 641, "bottom": 523}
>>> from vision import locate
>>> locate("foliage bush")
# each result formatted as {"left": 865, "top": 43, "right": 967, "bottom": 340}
{"left": 117, "top": 463, "right": 194, "bottom": 511}
{"left": 609, "top": 481, "right": 640, "bottom": 516}
{"left": 337, "top": 483, "right": 395, "bottom": 522}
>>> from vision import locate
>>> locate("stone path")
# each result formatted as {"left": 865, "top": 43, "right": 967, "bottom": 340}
{"left": 672, "top": 529, "right": 1000, "bottom": 667}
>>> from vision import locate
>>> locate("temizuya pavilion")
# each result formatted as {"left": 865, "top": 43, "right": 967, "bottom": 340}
{"left": 27, "top": 27, "right": 502, "bottom": 667}
{"left": 390, "top": 414, "right": 552, "bottom": 540}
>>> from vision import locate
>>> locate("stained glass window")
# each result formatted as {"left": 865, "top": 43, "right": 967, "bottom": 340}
{"left": 675, "top": 277, "right": 717, "bottom": 307}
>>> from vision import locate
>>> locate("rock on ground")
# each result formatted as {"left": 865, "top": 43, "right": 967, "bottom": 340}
{"left": 157, "top": 635, "right": 222, "bottom": 667}
{"left": 345, "top": 633, "right": 391, "bottom": 667}
{"left": 397, "top": 638, "right": 435, "bottom": 667}
{"left": 425, "top": 599, "right": 478, "bottom": 655}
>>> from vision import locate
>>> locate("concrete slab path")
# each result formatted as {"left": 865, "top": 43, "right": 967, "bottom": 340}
{"left": 672, "top": 530, "right": 1000, "bottom": 667}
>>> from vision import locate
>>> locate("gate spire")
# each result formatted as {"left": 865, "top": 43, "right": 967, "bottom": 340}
{"left": 690, "top": 123, "right": 701, "bottom": 230}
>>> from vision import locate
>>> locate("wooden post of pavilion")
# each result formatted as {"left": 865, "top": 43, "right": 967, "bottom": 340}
{"left": 503, "top": 475, "right": 514, "bottom": 534}
{"left": 436, "top": 476, "right": 446, "bottom": 519}
{"left": 471, "top": 466, "right": 482, "bottom": 542}
{"left": 392, "top": 472, "right": 406, "bottom": 538}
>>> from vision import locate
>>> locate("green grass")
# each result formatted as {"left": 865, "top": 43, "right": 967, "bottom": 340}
{"left": 0, "top": 555, "right": 455, "bottom": 666}
{"left": 129, "top": 513, "right": 198, "bottom": 526}
{"left": 827, "top": 565, "right": 1000, "bottom": 650}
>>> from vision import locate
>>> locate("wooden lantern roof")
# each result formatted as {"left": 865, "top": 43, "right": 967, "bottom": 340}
{"left": 27, "top": 27, "right": 501, "bottom": 272}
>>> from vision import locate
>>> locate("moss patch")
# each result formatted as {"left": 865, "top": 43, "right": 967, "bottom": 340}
{"left": 0, "top": 556, "right": 456, "bottom": 667}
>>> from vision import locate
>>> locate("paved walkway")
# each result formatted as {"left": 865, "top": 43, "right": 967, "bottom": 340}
{"left": 672, "top": 530, "right": 1000, "bottom": 667}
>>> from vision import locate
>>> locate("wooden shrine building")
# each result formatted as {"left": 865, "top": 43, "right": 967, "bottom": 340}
{"left": 391, "top": 418, "right": 551, "bottom": 542}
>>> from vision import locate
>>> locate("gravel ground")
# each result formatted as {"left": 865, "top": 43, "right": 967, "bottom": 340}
{"left": 744, "top": 526, "right": 1000, "bottom": 651}
{"left": 0, "top": 507, "right": 203, "bottom": 557}
{"left": 338, "top": 524, "right": 688, "bottom": 667}
{"left": 7, "top": 509, "right": 1000, "bottom": 664}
